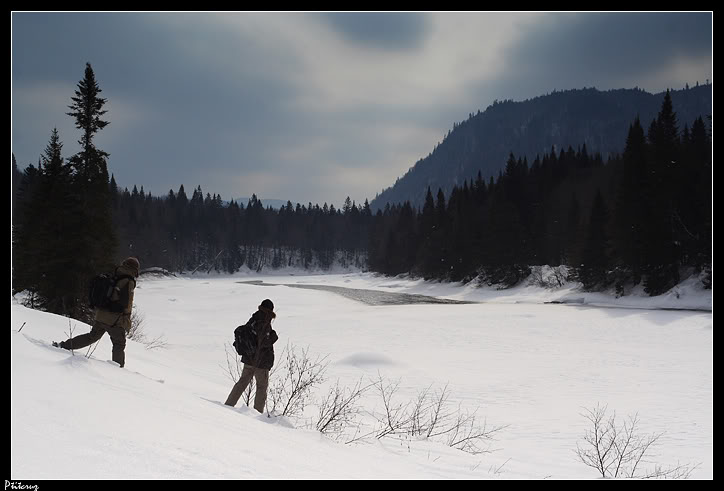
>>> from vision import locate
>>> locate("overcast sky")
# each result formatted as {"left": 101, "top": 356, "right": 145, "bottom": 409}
{"left": 11, "top": 12, "right": 712, "bottom": 208}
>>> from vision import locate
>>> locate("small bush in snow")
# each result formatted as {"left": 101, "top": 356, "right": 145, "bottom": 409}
{"left": 315, "top": 378, "right": 370, "bottom": 440}
{"left": 344, "top": 375, "right": 507, "bottom": 455}
{"left": 575, "top": 403, "right": 699, "bottom": 479}
{"left": 126, "top": 306, "right": 167, "bottom": 350}
{"left": 267, "top": 343, "right": 329, "bottom": 418}
{"left": 126, "top": 306, "right": 145, "bottom": 341}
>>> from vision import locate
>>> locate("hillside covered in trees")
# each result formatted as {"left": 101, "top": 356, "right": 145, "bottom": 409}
{"left": 371, "top": 85, "right": 712, "bottom": 210}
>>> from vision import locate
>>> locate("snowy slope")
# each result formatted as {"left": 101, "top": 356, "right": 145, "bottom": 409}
{"left": 11, "top": 273, "right": 713, "bottom": 479}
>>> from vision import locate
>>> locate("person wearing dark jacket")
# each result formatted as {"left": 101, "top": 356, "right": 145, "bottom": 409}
{"left": 53, "top": 257, "right": 140, "bottom": 368}
{"left": 225, "top": 299, "right": 279, "bottom": 413}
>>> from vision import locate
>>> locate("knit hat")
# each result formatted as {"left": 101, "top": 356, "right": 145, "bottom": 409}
{"left": 260, "top": 299, "right": 274, "bottom": 311}
{"left": 122, "top": 257, "right": 140, "bottom": 276}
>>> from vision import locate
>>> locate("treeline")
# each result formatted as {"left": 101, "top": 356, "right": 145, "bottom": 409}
{"left": 368, "top": 91, "right": 711, "bottom": 296}
{"left": 111, "top": 185, "right": 371, "bottom": 273}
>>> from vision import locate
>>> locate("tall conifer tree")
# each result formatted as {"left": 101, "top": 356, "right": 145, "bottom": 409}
{"left": 65, "top": 63, "right": 116, "bottom": 317}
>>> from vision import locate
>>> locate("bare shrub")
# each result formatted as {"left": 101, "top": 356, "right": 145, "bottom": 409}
{"left": 575, "top": 403, "right": 699, "bottom": 479}
{"left": 409, "top": 383, "right": 436, "bottom": 437}
{"left": 371, "top": 375, "right": 414, "bottom": 439}
{"left": 266, "top": 343, "right": 328, "bottom": 417}
{"left": 315, "top": 378, "right": 371, "bottom": 439}
{"left": 126, "top": 306, "right": 146, "bottom": 341}
{"left": 442, "top": 409, "right": 505, "bottom": 454}
{"left": 222, "top": 342, "right": 244, "bottom": 383}
{"left": 126, "top": 306, "right": 167, "bottom": 350}
{"left": 344, "top": 374, "right": 506, "bottom": 455}
{"left": 143, "top": 335, "right": 168, "bottom": 350}
{"left": 225, "top": 347, "right": 505, "bottom": 456}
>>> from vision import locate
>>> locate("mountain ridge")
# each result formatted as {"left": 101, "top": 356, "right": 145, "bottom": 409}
{"left": 371, "top": 84, "right": 712, "bottom": 210}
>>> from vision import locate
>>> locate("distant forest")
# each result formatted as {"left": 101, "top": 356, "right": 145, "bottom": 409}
{"left": 12, "top": 64, "right": 711, "bottom": 322}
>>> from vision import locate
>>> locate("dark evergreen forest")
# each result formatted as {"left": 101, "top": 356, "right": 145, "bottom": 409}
{"left": 371, "top": 84, "right": 712, "bottom": 210}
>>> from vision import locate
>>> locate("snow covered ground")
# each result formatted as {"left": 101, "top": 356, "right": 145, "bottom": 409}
{"left": 11, "top": 272, "right": 712, "bottom": 479}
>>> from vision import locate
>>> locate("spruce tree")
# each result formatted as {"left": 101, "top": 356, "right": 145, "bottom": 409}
{"left": 415, "top": 187, "right": 437, "bottom": 277}
{"left": 67, "top": 63, "right": 110, "bottom": 189}
{"left": 36, "top": 129, "right": 83, "bottom": 312}
{"left": 579, "top": 190, "right": 610, "bottom": 291}
{"left": 643, "top": 91, "right": 681, "bottom": 295}
{"left": 612, "top": 117, "right": 648, "bottom": 289}
{"left": 65, "top": 63, "right": 117, "bottom": 318}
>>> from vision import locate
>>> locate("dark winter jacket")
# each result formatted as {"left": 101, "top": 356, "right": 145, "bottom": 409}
{"left": 95, "top": 263, "right": 137, "bottom": 331}
{"left": 240, "top": 310, "right": 279, "bottom": 370}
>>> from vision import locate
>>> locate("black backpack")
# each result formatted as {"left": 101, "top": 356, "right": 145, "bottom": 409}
{"left": 233, "top": 321, "right": 258, "bottom": 358}
{"left": 88, "top": 273, "right": 135, "bottom": 311}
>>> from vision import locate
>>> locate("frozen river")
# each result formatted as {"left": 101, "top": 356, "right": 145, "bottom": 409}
{"left": 237, "top": 280, "right": 475, "bottom": 305}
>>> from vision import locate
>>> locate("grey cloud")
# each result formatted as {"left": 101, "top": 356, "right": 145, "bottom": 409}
{"left": 490, "top": 12, "right": 712, "bottom": 99}
{"left": 319, "top": 12, "right": 430, "bottom": 50}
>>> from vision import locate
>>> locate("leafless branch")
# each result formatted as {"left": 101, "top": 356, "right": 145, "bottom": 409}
{"left": 126, "top": 306, "right": 146, "bottom": 341}
{"left": 488, "top": 458, "right": 511, "bottom": 476}
{"left": 85, "top": 339, "right": 101, "bottom": 359}
{"left": 372, "top": 374, "right": 414, "bottom": 439}
{"left": 126, "top": 306, "right": 167, "bottom": 350}
{"left": 144, "top": 335, "right": 168, "bottom": 350}
{"left": 576, "top": 403, "right": 699, "bottom": 479}
{"left": 267, "top": 343, "right": 328, "bottom": 417}
{"left": 65, "top": 319, "right": 76, "bottom": 356}
{"left": 316, "top": 378, "right": 371, "bottom": 439}
{"left": 221, "top": 342, "right": 244, "bottom": 383}
{"left": 445, "top": 410, "right": 507, "bottom": 455}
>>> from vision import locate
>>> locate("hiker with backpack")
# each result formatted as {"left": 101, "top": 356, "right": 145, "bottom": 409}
{"left": 53, "top": 257, "right": 140, "bottom": 368}
{"left": 225, "top": 299, "right": 278, "bottom": 413}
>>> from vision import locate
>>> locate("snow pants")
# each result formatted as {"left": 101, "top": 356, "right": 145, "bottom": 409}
{"left": 60, "top": 320, "right": 127, "bottom": 367}
{"left": 224, "top": 364, "right": 269, "bottom": 413}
